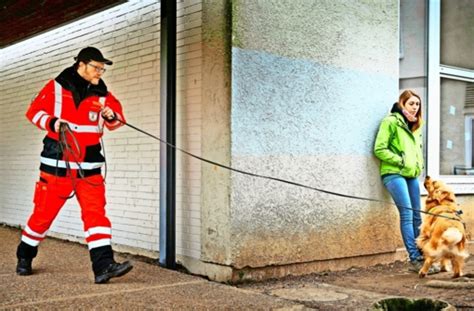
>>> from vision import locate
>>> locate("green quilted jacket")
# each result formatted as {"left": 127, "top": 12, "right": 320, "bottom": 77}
{"left": 374, "top": 112, "right": 423, "bottom": 178}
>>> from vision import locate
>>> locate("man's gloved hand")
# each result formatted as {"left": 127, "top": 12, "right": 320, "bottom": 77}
{"left": 91, "top": 101, "right": 115, "bottom": 121}
{"left": 54, "top": 119, "right": 67, "bottom": 133}
{"left": 101, "top": 106, "right": 115, "bottom": 121}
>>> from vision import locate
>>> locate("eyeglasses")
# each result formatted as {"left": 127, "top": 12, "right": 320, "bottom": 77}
{"left": 87, "top": 63, "right": 106, "bottom": 74}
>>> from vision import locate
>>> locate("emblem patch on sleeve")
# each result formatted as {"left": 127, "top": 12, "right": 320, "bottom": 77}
{"left": 89, "top": 111, "right": 99, "bottom": 122}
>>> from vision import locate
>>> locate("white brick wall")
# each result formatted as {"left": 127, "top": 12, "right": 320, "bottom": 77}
{"left": 0, "top": 0, "right": 202, "bottom": 259}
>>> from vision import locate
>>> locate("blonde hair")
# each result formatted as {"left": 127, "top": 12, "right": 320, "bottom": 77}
{"left": 397, "top": 90, "right": 423, "bottom": 131}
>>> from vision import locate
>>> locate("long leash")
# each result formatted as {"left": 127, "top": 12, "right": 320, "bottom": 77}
{"left": 56, "top": 122, "right": 104, "bottom": 200}
{"left": 114, "top": 118, "right": 463, "bottom": 222}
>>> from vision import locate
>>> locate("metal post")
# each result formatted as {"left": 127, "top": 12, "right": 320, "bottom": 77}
{"left": 159, "top": 0, "right": 176, "bottom": 269}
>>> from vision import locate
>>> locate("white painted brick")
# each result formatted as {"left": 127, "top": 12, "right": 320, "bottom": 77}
{"left": 0, "top": 0, "right": 202, "bottom": 260}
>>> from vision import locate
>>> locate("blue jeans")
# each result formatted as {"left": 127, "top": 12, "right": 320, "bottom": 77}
{"left": 382, "top": 174, "right": 422, "bottom": 261}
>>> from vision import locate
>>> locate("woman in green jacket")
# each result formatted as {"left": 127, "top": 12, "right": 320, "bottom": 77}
{"left": 374, "top": 89, "right": 427, "bottom": 273}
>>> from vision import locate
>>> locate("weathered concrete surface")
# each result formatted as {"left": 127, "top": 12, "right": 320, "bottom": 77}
{"left": 457, "top": 196, "right": 474, "bottom": 239}
{"left": 230, "top": 248, "right": 408, "bottom": 283}
{"left": 238, "top": 254, "right": 474, "bottom": 310}
{"left": 232, "top": 0, "right": 398, "bottom": 75}
{"left": 230, "top": 0, "right": 400, "bottom": 268}
{"left": 200, "top": 0, "right": 233, "bottom": 266}
{"left": 270, "top": 283, "right": 389, "bottom": 305}
{"left": 0, "top": 226, "right": 301, "bottom": 310}
{"left": 230, "top": 155, "right": 400, "bottom": 268}
{"left": 3, "top": 226, "right": 473, "bottom": 310}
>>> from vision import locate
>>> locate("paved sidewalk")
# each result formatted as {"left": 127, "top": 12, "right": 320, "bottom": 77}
{"left": 0, "top": 226, "right": 303, "bottom": 310}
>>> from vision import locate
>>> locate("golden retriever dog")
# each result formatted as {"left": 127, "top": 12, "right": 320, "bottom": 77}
{"left": 416, "top": 176, "right": 469, "bottom": 278}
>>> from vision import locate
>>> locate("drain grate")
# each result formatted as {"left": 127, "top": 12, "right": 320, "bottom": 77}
{"left": 371, "top": 297, "right": 455, "bottom": 311}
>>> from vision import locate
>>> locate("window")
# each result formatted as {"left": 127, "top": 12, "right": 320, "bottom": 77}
{"left": 427, "top": 0, "right": 474, "bottom": 192}
{"left": 440, "top": 78, "right": 474, "bottom": 174}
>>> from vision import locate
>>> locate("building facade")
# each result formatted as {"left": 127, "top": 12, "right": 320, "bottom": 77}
{"left": 0, "top": 0, "right": 472, "bottom": 281}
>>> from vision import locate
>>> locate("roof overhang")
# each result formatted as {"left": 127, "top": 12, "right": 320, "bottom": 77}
{"left": 0, "top": 0, "right": 126, "bottom": 48}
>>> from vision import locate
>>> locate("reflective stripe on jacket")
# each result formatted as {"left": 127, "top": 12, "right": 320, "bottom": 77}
{"left": 374, "top": 112, "right": 423, "bottom": 178}
{"left": 26, "top": 77, "right": 125, "bottom": 176}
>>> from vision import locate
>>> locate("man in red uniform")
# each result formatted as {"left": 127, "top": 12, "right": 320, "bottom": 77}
{"left": 16, "top": 47, "right": 133, "bottom": 284}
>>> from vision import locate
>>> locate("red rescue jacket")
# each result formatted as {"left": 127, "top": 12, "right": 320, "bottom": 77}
{"left": 26, "top": 66, "right": 125, "bottom": 177}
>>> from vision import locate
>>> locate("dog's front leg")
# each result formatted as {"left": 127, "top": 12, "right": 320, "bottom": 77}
{"left": 418, "top": 257, "right": 434, "bottom": 278}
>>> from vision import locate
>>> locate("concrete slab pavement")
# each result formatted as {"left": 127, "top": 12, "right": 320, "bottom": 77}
{"left": 0, "top": 226, "right": 304, "bottom": 310}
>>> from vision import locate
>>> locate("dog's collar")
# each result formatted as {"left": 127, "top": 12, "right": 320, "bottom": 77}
{"left": 426, "top": 196, "right": 455, "bottom": 204}
{"left": 426, "top": 205, "right": 459, "bottom": 216}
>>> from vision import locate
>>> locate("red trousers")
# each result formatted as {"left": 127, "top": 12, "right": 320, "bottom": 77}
{"left": 21, "top": 171, "right": 112, "bottom": 250}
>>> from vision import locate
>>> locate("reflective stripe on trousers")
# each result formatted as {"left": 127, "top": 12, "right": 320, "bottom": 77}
{"left": 21, "top": 172, "right": 111, "bottom": 250}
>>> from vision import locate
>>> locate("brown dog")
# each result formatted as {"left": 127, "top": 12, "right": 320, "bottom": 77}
{"left": 416, "top": 176, "right": 469, "bottom": 278}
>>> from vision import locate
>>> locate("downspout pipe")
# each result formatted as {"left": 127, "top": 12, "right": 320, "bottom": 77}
{"left": 159, "top": 0, "right": 177, "bottom": 269}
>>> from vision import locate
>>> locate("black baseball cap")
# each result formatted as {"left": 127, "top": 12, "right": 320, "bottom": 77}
{"left": 74, "top": 47, "right": 113, "bottom": 65}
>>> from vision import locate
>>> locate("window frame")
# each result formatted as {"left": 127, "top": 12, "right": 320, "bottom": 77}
{"left": 427, "top": 0, "right": 474, "bottom": 193}
{"left": 465, "top": 116, "right": 474, "bottom": 168}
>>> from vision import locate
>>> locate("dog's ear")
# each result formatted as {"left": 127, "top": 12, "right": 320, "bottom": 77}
{"left": 424, "top": 176, "right": 434, "bottom": 193}
{"left": 436, "top": 190, "right": 453, "bottom": 204}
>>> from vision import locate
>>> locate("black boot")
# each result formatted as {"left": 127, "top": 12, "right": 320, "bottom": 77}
{"left": 16, "top": 241, "right": 37, "bottom": 276}
{"left": 94, "top": 261, "right": 133, "bottom": 284}
{"left": 90, "top": 245, "right": 133, "bottom": 284}
{"left": 16, "top": 258, "right": 33, "bottom": 276}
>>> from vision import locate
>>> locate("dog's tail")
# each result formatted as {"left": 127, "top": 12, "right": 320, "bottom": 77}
{"left": 442, "top": 227, "right": 463, "bottom": 245}
{"left": 441, "top": 228, "right": 470, "bottom": 259}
